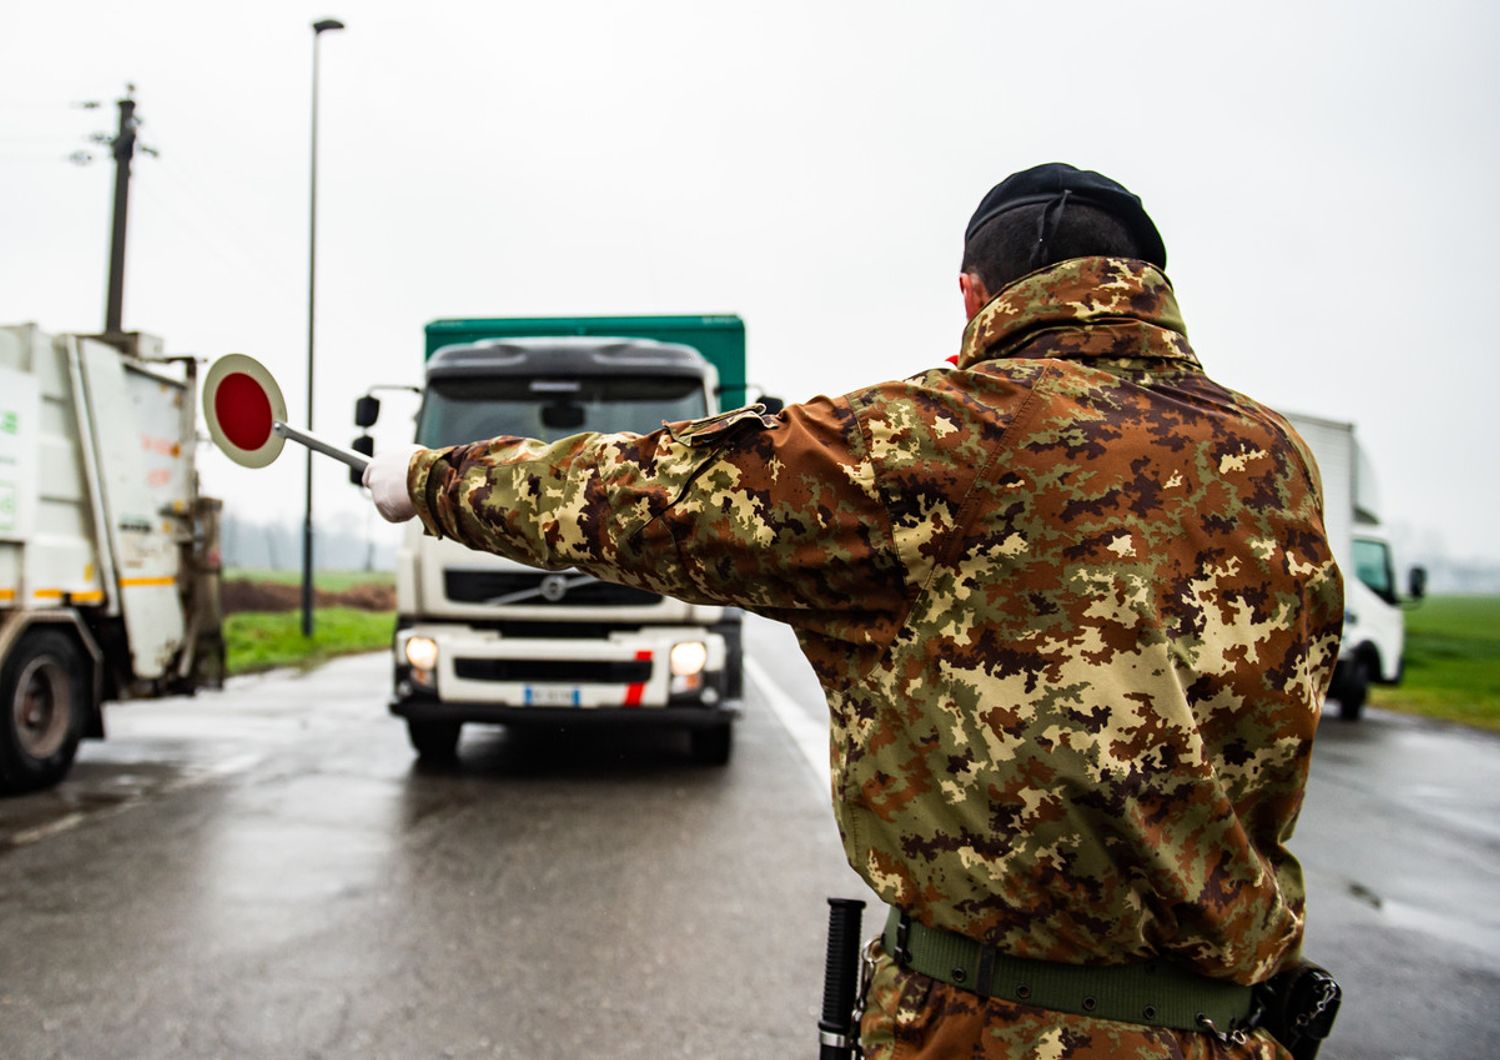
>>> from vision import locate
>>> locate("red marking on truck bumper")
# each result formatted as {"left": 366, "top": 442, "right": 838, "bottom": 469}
{"left": 623, "top": 650, "right": 654, "bottom": 707}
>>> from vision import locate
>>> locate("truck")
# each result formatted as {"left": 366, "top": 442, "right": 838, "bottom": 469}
{"left": 356, "top": 315, "right": 770, "bottom": 765}
{"left": 0, "top": 325, "right": 224, "bottom": 792}
{"left": 1285, "top": 412, "right": 1424, "bottom": 720}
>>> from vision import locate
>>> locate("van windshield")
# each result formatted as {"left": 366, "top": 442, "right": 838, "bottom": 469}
{"left": 416, "top": 375, "right": 708, "bottom": 448}
{"left": 1353, "top": 537, "right": 1396, "bottom": 604}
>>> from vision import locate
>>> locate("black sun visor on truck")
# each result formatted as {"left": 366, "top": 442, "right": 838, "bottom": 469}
{"left": 417, "top": 374, "right": 710, "bottom": 448}
{"left": 425, "top": 337, "right": 712, "bottom": 381}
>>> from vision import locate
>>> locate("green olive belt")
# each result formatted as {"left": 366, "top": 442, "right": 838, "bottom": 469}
{"left": 883, "top": 907, "right": 1259, "bottom": 1036}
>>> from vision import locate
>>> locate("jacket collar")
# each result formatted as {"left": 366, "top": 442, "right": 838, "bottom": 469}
{"left": 957, "top": 257, "right": 1197, "bottom": 370}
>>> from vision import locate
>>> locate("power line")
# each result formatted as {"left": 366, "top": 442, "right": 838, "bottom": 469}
{"left": 0, "top": 99, "right": 99, "bottom": 110}
{"left": 144, "top": 156, "right": 290, "bottom": 276}
{"left": 0, "top": 134, "right": 86, "bottom": 145}
{"left": 0, "top": 152, "right": 92, "bottom": 164}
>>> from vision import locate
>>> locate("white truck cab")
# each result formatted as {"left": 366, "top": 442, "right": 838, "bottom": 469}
{"left": 371, "top": 334, "right": 748, "bottom": 763}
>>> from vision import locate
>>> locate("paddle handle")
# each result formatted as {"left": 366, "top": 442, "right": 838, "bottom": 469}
{"left": 273, "top": 421, "right": 371, "bottom": 474}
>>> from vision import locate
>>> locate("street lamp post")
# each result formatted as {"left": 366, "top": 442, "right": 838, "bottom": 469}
{"left": 303, "top": 17, "right": 345, "bottom": 638}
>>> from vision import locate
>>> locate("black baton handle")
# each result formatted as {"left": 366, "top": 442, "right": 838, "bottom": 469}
{"left": 819, "top": 897, "right": 866, "bottom": 1060}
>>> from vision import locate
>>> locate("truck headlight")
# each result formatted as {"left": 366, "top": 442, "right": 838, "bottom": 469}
{"left": 669, "top": 640, "right": 709, "bottom": 677}
{"left": 404, "top": 635, "right": 439, "bottom": 672}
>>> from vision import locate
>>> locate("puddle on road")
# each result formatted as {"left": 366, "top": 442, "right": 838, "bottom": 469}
{"left": 1342, "top": 878, "right": 1500, "bottom": 956}
{"left": 1, "top": 767, "right": 168, "bottom": 851}
{"left": 1380, "top": 895, "right": 1500, "bottom": 955}
{"left": 0, "top": 752, "right": 261, "bottom": 854}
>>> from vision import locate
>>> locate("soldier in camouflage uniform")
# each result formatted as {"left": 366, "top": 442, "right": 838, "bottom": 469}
{"left": 365, "top": 163, "right": 1343, "bottom": 1058}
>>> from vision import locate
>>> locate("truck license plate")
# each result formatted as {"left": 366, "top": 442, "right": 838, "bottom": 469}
{"left": 525, "top": 686, "right": 581, "bottom": 707}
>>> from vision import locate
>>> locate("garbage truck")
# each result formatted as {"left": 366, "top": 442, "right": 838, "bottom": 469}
{"left": 0, "top": 325, "right": 224, "bottom": 792}
{"left": 356, "top": 315, "right": 769, "bottom": 764}
{"left": 1286, "top": 411, "right": 1424, "bottom": 719}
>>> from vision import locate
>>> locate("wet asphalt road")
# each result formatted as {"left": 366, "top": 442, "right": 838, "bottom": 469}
{"left": 1294, "top": 709, "right": 1500, "bottom": 1059}
{"left": 1, "top": 615, "right": 1497, "bottom": 1059}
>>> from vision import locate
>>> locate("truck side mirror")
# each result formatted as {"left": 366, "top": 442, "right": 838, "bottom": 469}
{"left": 354, "top": 394, "right": 381, "bottom": 428}
{"left": 1407, "top": 565, "right": 1427, "bottom": 601}
{"left": 723, "top": 385, "right": 785, "bottom": 415}
{"left": 350, "top": 434, "right": 374, "bottom": 486}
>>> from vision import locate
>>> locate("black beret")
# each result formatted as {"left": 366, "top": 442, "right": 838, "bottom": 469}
{"left": 965, "top": 162, "right": 1166, "bottom": 268}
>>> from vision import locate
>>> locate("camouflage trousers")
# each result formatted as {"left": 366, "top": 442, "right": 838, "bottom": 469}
{"left": 859, "top": 943, "right": 1291, "bottom": 1060}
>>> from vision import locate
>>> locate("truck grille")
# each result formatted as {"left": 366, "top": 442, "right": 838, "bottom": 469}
{"left": 494, "top": 621, "right": 642, "bottom": 639}
{"left": 453, "top": 658, "right": 653, "bottom": 684}
{"left": 444, "top": 571, "right": 662, "bottom": 608}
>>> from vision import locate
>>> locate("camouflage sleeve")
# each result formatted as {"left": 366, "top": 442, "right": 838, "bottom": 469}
{"left": 1272, "top": 413, "right": 1328, "bottom": 516}
{"left": 406, "top": 397, "right": 911, "bottom": 646}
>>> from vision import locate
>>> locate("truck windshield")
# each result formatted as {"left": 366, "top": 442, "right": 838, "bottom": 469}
{"left": 417, "top": 376, "right": 708, "bottom": 448}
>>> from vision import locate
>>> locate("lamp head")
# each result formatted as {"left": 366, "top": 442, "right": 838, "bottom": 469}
{"left": 312, "top": 18, "right": 345, "bottom": 33}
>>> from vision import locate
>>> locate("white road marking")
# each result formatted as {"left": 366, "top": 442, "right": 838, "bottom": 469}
{"left": 160, "top": 752, "right": 265, "bottom": 793}
{"left": 4, "top": 753, "right": 267, "bottom": 851}
{"left": 745, "top": 656, "right": 831, "bottom": 792}
{"left": 9, "top": 812, "right": 86, "bottom": 847}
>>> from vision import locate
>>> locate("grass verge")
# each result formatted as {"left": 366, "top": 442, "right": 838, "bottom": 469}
{"left": 1370, "top": 595, "right": 1500, "bottom": 732}
{"left": 225, "top": 608, "right": 394, "bottom": 676}
{"left": 225, "top": 568, "right": 394, "bottom": 592}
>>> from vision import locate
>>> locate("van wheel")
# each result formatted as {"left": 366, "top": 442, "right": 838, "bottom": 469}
{"left": 1338, "top": 659, "right": 1370, "bottom": 721}
{"left": 407, "top": 719, "right": 461, "bottom": 760}
{"left": 690, "top": 722, "right": 732, "bottom": 766}
{"left": 1, "top": 631, "right": 88, "bottom": 794}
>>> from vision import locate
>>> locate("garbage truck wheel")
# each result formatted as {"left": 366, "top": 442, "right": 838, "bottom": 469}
{"left": 1, "top": 631, "right": 88, "bottom": 793}
{"left": 407, "top": 719, "right": 461, "bottom": 760}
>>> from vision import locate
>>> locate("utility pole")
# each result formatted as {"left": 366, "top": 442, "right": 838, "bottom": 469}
{"left": 104, "top": 87, "right": 138, "bottom": 343}
{"left": 93, "top": 85, "right": 155, "bottom": 349}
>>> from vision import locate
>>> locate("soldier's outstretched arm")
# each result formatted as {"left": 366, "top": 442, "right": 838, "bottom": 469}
{"left": 402, "top": 397, "right": 909, "bottom": 644}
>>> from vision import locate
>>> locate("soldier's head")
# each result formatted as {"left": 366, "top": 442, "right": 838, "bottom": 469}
{"left": 959, "top": 163, "right": 1166, "bottom": 319}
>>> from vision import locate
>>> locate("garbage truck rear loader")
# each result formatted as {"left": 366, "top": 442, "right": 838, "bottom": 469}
{"left": 0, "top": 325, "right": 223, "bottom": 792}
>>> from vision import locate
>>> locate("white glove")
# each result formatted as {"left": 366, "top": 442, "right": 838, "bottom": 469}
{"left": 363, "top": 444, "right": 426, "bottom": 523}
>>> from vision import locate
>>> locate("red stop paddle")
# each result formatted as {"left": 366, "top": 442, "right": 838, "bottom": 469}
{"left": 202, "top": 354, "right": 370, "bottom": 474}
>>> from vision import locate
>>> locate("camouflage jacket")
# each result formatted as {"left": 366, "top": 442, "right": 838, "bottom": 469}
{"left": 409, "top": 257, "right": 1344, "bottom": 985}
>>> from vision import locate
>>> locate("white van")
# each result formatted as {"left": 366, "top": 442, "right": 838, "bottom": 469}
{"left": 1285, "top": 412, "right": 1424, "bottom": 719}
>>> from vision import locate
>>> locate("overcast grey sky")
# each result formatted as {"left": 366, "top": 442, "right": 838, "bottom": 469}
{"left": 3, "top": 1, "right": 1497, "bottom": 563}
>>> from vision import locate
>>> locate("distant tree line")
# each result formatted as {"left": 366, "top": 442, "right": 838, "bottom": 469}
{"left": 1415, "top": 557, "right": 1500, "bottom": 595}
{"left": 220, "top": 510, "right": 398, "bottom": 573}
{"left": 1390, "top": 523, "right": 1500, "bottom": 595}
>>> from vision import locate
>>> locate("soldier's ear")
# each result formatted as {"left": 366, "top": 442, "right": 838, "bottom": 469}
{"left": 960, "top": 272, "right": 992, "bottom": 321}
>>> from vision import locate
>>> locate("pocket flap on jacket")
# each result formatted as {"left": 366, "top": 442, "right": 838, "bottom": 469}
{"left": 662, "top": 403, "right": 780, "bottom": 448}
